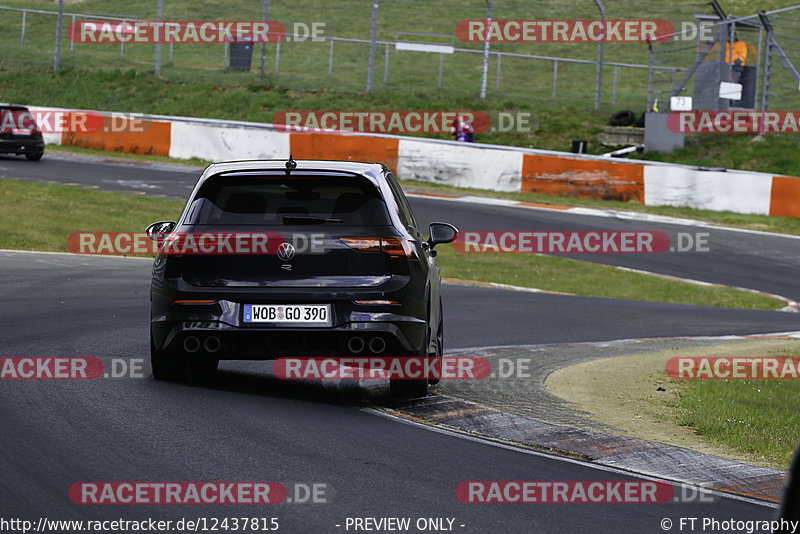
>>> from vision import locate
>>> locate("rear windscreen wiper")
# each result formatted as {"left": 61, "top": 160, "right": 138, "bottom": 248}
{"left": 282, "top": 215, "right": 343, "bottom": 225}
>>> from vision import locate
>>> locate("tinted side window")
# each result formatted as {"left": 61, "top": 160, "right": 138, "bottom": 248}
{"left": 385, "top": 173, "right": 418, "bottom": 233}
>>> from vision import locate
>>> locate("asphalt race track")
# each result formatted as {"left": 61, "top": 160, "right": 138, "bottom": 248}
{"left": 1, "top": 153, "right": 798, "bottom": 533}
{"left": 4, "top": 152, "right": 799, "bottom": 299}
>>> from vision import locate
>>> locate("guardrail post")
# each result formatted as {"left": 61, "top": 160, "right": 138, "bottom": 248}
{"left": 495, "top": 53, "right": 501, "bottom": 89}
{"left": 552, "top": 60, "right": 558, "bottom": 99}
{"left": 384, "top": 43, "right": 389, "bottom": 82}
{"left": 328, "top": 40, "right": 334, "bottom": 75}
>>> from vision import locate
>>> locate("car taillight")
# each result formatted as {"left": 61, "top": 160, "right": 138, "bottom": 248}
{"left": 340, "top": 237, "right": 381, "bottom": 252}
{"left": 379, "top": 237, "right": 415, "bottom": 257}
{"left": 341, "top": 237, "right": 416, "bottom": 258}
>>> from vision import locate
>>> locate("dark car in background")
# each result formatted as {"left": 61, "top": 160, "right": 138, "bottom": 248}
{"left": 0, "top": 104, "right": 44, "bottom": 161}
{"left": 147, "top": 158, "right": 457, "bottom": 397}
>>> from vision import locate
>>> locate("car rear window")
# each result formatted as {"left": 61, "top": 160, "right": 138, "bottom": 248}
{"left": 0, "top": 107, "right": 38, "bottom": 134}
{"left": 183, "top": 174, "right": 392, "bottom": 226}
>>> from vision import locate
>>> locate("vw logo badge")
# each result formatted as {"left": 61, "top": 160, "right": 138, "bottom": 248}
{"left": 277, "top": 242, "right": 296, "bottom": 261}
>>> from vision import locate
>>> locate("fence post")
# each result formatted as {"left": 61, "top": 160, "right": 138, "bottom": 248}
{"left": 366, "top": 0, "right": 378, "bottom": 92}
{"left": 754, "top": 24, "right": 764, "bottom": 111}
{"left": 593, "top": 0, "right": 605, "bottom": 110}
{"left": 70, "top": 14, "right": 75, "bottom": 52}
{"left": 384, "top": 43, "right": 389, "bottom": 82}
{"left": 20, "top": 10, "right": 26, "bottom": 47}
{"left": 758, "top": 13, "right": 773, "bottom": 123}
{"left": 224, "top": 42, "right": 229, "bottom": 69}
{"left": 438, "top": 53, "right": 444, "bottom": 87}
{"left": 479, "top": 0, "right": 492, "bottom": 99}
{"left": 53, "top": 0, "right": 64, "bottom": 72}
{"left": 646, "top": 43, "right": 654, "bottom": 111}
{"left": 275, "top": 41, "right": 281, "bottom": 73}
{"left": 612, "top": 65, "right": 618, "bottom": 104}
{"left": 328, "top": 39, "right": 334, "bottom": 75}
{"left": 495, "top": 53, "right": 501, "bottom": 89}
{"left": 154, "top": 0, "right": 162, "bottom": 77}
{"left": 552, "top": 60, "right": 558, "bottom": 99}
{"left": 169, "top": 41, "right": 173, "bottom": 63}
{"left": 258, "top": 0, "right": 269, "bottom": 84}
{"left": 760, "top": 41, "right": 771, "bottom": 130}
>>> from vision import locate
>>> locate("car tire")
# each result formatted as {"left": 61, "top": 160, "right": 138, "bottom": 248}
{"left": 390, "top": 375, "right": 429, "bottom": 398}
{"left": 151, "top": 330, "right": 219, "bottom": 383}
{"left": 186, "top": 356, "right": 219, "bottom": 384}
{"left": 610, "top": 110, "right": 636, "bottom": 126}
{"left": 25, "top": 150, "right": 43, "bottom": 161}
{"left": 150, "top": 329, "right": 187, "bottom": 382}
{"left": 390, "top": 321, "right": 432, "bottom": 398}
{"left": 428, "top": 300, "right": 444, "bottom": 386}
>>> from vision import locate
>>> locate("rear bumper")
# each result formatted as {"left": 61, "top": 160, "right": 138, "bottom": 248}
{"left": 0, "top": 137, "right": 44, "bottom": 155}
{"left": 151, "top": 319, "right": 427, "bottom": 360}
{"left": 151, "top": 283, "right": 429, "bottom": 359}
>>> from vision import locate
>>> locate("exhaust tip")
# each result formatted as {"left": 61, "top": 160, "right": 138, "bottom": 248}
{"left": 183, "top": 336, "right": 200, "bottom": 353}
{"left": 347, "top": 336, "right": 365, "bottom": 354}
{"left": 368, "top": 336, "right": 386, "bottom": 354}
{"left": 204, "top": 336, "right": 221, "bottom": 353}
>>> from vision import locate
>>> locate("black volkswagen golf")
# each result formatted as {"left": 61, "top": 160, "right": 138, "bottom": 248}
{"left": 0, "top": 104, "right": 45, "bottom": 161}
{"left": 147, "top": 158, "right": 457, "bottom": 397}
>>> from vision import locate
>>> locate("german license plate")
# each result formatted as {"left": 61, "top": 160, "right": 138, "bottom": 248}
{"left": 243, "top": 304, "right": 331, "bottom": 325}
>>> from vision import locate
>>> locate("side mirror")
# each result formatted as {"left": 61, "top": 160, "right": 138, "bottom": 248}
{"left": 428, "top": 222, "right": 458, "bottom": 248}
{"left": 145, "top": 221, "right": 176, "bottom": 241}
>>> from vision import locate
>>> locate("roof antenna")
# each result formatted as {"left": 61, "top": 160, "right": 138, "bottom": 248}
{"left": 285, "top": 154, "right": 297, "bottom": 175}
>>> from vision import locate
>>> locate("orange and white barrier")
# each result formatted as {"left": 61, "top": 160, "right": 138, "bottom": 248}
{"left": 31, "top": 105, "right": 800, "bottom": 218}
